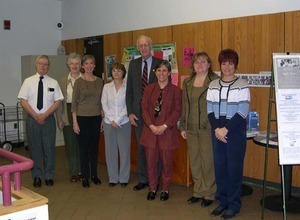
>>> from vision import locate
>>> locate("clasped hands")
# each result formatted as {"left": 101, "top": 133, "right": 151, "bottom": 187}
{"left": 110, "top": 120, "right": 121, "bottom": 129}
{"left": 149, "top": 124, "right": 167, "bottom": 135}
{"left": 34, "top": 113, "right": 46, "bottom": 125}
{"left": 215, "top": 127, "right": 228, "bottom": 143}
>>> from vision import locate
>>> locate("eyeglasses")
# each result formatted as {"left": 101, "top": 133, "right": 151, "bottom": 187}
{"left": 138, "top": 44, "right": 150, "bottom": 49}
{"left": 154, "top": 90, "right": 163, "bottom": 118}
{"left": 37, "top": 62, "right": 49, "bottom": 66}
{"left": 112, "top": 69, "right": 122, "bottom": 73}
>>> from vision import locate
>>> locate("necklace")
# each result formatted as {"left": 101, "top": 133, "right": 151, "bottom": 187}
{"left": 82, "top": 74, "right": 95, "bottom": 81}
{"left": 83, "top": 75, "right": 98, "bottom": 90}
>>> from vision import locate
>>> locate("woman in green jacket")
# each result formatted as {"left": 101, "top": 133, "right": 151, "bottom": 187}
{"left": 179, "top": 52, "right": 219, "bottom": 207}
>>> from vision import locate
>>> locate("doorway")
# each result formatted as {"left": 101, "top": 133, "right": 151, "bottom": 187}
{"left": 84, "top": 36, "right": 104, "bottom": 78}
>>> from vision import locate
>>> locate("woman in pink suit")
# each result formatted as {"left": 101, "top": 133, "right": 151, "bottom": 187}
{"left": 140, "top": 60, "right": 182, "bottom": 201}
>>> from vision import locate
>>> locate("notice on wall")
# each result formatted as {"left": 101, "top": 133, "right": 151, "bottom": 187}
{"left": 273, "top": 53, "right": 300, "bottom": 165}
{"left": 105, "top": 55, "right": 116, "bottom": 81}
{"left": 183, "top": 47, "right": 194, "bottom": 66}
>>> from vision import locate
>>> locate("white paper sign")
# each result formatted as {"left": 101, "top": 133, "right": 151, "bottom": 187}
{"left": 273, "top": 53, "right": 300, "bottom": 165}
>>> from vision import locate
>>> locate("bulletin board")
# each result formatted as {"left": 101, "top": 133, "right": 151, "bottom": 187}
{"left": 122, "top": 43, "right": 179, "bottom": 86}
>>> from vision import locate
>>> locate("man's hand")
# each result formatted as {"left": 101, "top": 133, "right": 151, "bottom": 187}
{"left": 129, "top": 114, "right": 138, "bottom": 126}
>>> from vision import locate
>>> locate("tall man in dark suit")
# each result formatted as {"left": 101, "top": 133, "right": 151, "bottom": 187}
{"left": 126, "top": 35, "right": 162, "bottom": 191}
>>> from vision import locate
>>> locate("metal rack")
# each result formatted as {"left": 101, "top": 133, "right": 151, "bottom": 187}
{"left": 0, "top": 102, "right": 27, "bottom": 151}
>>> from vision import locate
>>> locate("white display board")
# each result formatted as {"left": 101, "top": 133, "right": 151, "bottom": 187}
{"left": 273, "top": 53, "right": 300, "bottom": 165}
{"left": 0, "top": 204, "right": 48, "bottom": 220}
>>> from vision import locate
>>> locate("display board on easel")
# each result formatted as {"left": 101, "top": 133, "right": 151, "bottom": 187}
{"left": 273, "top": 53, "right": 300, "bottom": 165}
{"left": 122, "top": 43, "right": 179, "bottom": 86}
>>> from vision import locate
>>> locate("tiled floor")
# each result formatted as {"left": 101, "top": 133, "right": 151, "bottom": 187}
{"left": 8, "top": 146, "right": 300, "bottom": 220}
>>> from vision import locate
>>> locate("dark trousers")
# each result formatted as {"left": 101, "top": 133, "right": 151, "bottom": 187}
{"left": 63, "top": 104, "right": 80, "bottom": 175}
{"left": 212, "top": 120, "right": 246, "bottom": 212}
{"left": 76, "top": 115, "right": 101, "bottom": 179}
{"left": 134, "top": 119, "right": 148, "bottom": 184}
{"left": 26, "top": 115, "right": 56, "bottom": 179}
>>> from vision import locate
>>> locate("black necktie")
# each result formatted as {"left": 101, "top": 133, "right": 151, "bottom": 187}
{"left": 142, "top": 60, "right": 148, "bottom": 92}
{"left": 37, "top": 76, "right": 44, "bottom": 110}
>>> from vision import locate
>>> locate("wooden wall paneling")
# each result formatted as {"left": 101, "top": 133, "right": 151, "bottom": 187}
{"left": 103, "top": 32, "right": 133, "bottom": 66}
{"left": 222, "top": 13, "right": 284, "bottom": 73}
{"left": 61, "top": 39, "right": 84, "bottom": 56}
{"left": 133, "top": 26, "right": 173, "bottom": 45}
{"left": 285, "top": 11, "right": 300, "bottom": 53}
{"left": 103, "top": 34, "right": 118, "bottom": 64}
{"left": 173, "top": 21, "right": 222, "bottom": 83}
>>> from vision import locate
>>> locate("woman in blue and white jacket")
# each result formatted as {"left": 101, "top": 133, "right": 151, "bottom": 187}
{"left": 207, "top": 49, "right": 250, "bottom": 220}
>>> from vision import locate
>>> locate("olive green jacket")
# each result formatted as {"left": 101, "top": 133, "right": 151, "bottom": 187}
{"left": 179, "top": 73, "right": 219, "bottom": 131}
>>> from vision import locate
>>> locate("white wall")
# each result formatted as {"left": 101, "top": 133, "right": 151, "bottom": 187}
{"left": 61, "top": 0, "right": 300, "bottom": 40}
{"left": 0, "top": 0, "right": 62, "bottom": 106}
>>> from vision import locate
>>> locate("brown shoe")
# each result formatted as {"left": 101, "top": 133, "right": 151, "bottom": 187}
{"left": 70, "top": 175, "right": 78, "bottom": 182}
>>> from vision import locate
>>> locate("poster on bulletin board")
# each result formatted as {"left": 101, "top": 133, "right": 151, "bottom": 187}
{"left": 122, "top": 43, "right": 179, "bottom": 86}
{"left": 273, "top": 53, "right": 300, "bottom": 165}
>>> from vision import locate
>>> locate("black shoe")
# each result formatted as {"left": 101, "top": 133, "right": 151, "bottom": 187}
{"left": 187, "top": 196, "right": 201, "bottom": 204}
{"left": 109, "top": 182, "right": 117, "bottom": 187}
{"left": 33, "top": 177, "right": 42, "bottom": 187}
{"left": 220, "top": 209, "right": 238, "bottom": 220}
{"left": 201, "top": 199, "right": 213, "bottom": 207}
{"left": 210, "top": 206, "right": 227, "bottom": 217}
{"left": 160, "top": 191, "right": 169, "bottom": 201}
{"left": 45, "top": 179, "right": 54, "bottom": 186}
{"left": 133, "top": 182, "right": 148, "bottom": 191}
{"left": 147, "top": 191, "right": 156, "bottom": 200}
{"left": 91, "top": 176, "right": 101, "bottom": 185}
{"left": 82, "top": 178, "right": 90, "bottom": 188}
{"left": 120, "top": 183, "right": 128, "bottom": 187}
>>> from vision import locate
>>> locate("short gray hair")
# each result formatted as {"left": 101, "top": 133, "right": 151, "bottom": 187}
{"left": 67, "top": 53, "right": 82, "bottom": 66}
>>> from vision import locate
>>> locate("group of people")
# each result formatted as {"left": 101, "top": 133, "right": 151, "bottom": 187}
{"left": 18, "top": 34, "right": 250, "bottom": 219}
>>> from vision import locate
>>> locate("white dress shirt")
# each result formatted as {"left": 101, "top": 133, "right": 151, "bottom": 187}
{"left": 18, "top": 73, "right": 64, "bottom": 113}
{"left": 101, "top": 80, "right": 129, "bottom": 126}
